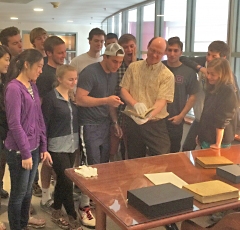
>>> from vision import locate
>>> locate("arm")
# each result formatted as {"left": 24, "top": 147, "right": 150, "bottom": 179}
{"left": 179, "top": 56, "right": 206, "bottom": 72}
{"left": 109, "top": 106, "right": 122, "bottom": 138}
{"left": 210, "top": 128, "right": 224, "bottom": 149}
{"left": 76, "top": 87, "right": 123, "bottom": 107}
{"left": 120, "top": 87, "right": 137, "bottom": 107}
{"left": 168, "top": 94, "right": 196, "bottom": 124}
{"left": 150, "top": 99, "right": 167, "bottom": 119}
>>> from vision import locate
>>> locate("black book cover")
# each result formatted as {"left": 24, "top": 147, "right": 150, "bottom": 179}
{"left": 217, "top": 164, "right": 240, "bottom": 184}
{"left": 127, "top": 183, "right": 193, "bottom": 218}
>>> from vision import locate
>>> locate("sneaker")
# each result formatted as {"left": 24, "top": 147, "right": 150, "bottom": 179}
{"left": 40, "top": 199, "right": 54, "bottom": 215}
{"left": 32, "top": 182, "right": 42, "bottom": 197}
{"left": 78, "top": 206, "right": 95, "bottom": 228}
{"left": 27, "top": 216, "right": 46, "bottom": 229}
{"left": 89, "top": 199, "right": 95, "bottom": 209}
{"left": 73, "top": 193, "right": 79, "bottom": 201}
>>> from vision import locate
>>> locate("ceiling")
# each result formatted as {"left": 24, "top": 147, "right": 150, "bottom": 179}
{"left": 0, "top": 0, "right": 148, "bottom": 25}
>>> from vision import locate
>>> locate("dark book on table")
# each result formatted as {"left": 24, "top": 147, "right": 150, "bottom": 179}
{"left": 217, "top": 164, "right": 240, "bottom": 183}
{"left": 127, "top": 183, "right": 193, "bottom": 218}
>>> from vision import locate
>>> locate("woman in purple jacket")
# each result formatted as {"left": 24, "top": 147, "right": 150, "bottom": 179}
{"left": 4, "top": 49, "right": 52, "bottom": 230}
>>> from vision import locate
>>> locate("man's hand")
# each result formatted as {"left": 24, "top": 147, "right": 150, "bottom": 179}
{"left": 131, "top": 115, "right": 149, "bottom": 125}
{"left": 41, "top": 151, "right": 53, "bottom": 167}
{"left": 107, "top": 96, "right": 124, "bottom": 107}
{"left": 132, "top": 46, "right": 137, "bottom": 62}
{"left": 113, "top": 124, "right": 123, "bottom": 138}
{"left": 168, "top": 115, "right": 184, "bottom": 125}
{"left": 133, "top": 102, "right": 147, "bottom": 115}
{"left": 200, "top": 67, "right": 207, "bottom": 76}
{"left": 22, "top": 157, "right": 33, "bottom": 170}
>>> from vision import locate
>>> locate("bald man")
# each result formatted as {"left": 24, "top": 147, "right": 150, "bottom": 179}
{"left": 120, "top": 37, "right": 175, "bottom": 159}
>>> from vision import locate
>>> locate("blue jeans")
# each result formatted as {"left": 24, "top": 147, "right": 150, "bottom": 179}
{"left": 6, "top": 148, "right": 39, "bottom": 230}
{"left": 83, "top": 123, "right": 110, "bottom": 165}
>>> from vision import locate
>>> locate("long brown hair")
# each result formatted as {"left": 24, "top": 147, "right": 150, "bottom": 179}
{"left": 206, "top": 58, "right": 234, "bottom": 93}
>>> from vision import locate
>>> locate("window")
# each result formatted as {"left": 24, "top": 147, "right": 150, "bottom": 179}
{"left": 128, "top": 8, "right": 137, "bottom": 36}
{"left": 141, "top": 3, "right": 155, "bottom": 59}
{"left": 163, "top": 0, "right": 187, "bottom": 49}
{"left": 194, "top": 0, "right": 229, "bottom": 51}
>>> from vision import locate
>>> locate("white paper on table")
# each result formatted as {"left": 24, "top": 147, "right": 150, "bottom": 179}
{"left": 144, "top": 172, "right": 188, "bottom": 188}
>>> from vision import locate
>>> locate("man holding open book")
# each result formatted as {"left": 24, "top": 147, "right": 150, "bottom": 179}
{"left": 120, "top": 37, "right": 175, "bottom": 159}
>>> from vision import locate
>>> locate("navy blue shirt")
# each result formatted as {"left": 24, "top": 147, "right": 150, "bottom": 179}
{"left": 77, "top": 62, "right": 118, "bottom": 125}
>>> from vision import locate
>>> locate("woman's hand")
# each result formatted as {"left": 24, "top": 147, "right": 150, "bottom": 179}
{"left": 210, "top": 144, "right": 221, "bottom": 149}
{"left": 22, "top": 157, "right": 33, "bottom": 170}
{"left": 41, "top": 151, "right": 53, "bottom": 167}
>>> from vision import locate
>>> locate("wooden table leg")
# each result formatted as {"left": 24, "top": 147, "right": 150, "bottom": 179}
{"left": 95, "top": 204, "right": 106, "bottom": 230}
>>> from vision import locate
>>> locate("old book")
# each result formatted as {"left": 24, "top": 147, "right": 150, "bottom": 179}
{"left": 127, "top": 183, "right": 193, "bottom": 218}
{"left": 122, "top": 107, "right": 155, "bottom": 119}
{"left": 144, "top": 172, "right": 188, "bottom": 188}
{"left": 196, "top": 156, "right": 233, "bottom": 168}
{"left": 182, "top": 180, "right": 239, "bottom": 204}
{"left": 217, "top": 164, "right": 240, "bottom": 183}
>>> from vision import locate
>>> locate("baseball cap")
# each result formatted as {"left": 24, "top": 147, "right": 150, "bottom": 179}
{"left": 104, "top": 43, "right": 125, "bottom": 57}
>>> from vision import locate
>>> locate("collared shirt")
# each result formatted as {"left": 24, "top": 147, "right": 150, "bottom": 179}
{"left": 120, "top": 60, "right": 175, "bottom": 120}
{"left": 42, "top": 89, "right": 79, "bottom": 153}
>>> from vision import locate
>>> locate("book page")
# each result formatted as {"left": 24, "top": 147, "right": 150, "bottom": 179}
{"left": 122, "top": 107, "right": 155, "bottom": 119}
{"left": 144, "top": 172, "right": 188, "bottom": 188}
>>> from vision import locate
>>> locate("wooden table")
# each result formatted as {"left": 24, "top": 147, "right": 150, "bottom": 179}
{"left": 65, "top": 145, "right": 240, "bottom": 230}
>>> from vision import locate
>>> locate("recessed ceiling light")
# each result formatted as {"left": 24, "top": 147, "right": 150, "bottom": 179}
{"left": 10, "top": 17, "right": 18, "bottom": 20}
{"left": 34, "top": 8, "right": 43, "bottom": 11}
{"left": 157, "top": 14, "right": 164, "bottom": 17}
{"left": 67, "top": 20, "right": 73, "bottom": 22}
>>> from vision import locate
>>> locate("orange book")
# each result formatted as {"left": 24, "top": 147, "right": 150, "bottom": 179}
{"left": 182, "top": 180, "right": 239, "bottom": 204}
{"left": 196, "top": 156, "right": 233, "bottom": 168}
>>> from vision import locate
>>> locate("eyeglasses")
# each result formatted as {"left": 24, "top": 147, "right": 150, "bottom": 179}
{"left": 148, "top": 47, "right": 163, "bottom": 56}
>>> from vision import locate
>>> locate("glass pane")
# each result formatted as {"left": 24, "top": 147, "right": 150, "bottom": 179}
{"left": 107, "top": 17, "right": 113, "bottom": 33}
{"left": 163, "top": 0, "right": 187, "bottom": 50}
{"left": 119, "top": 12, "right": 122, "bottom": 37}
{"left": 128, "top": 8, "right": 137, "bottom": 36}
{"left": 102, "top": 20, "right": 107, "bottom": 34}
{"left": 194, "top": 0, "right": 229, "bottom": 51}
{"left": 141, "top": 3, "right": 155, "bottom": 55}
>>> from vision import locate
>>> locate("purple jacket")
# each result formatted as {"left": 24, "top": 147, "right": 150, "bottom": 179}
{"left": 4, "top": 79, "right": 47, "bottom": 160}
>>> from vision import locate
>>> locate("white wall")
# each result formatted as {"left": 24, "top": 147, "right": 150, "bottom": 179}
{"left": 0, "top": 21, "right": 101, "bottom": 55}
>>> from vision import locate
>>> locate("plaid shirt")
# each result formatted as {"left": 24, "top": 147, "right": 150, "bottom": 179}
{"left": 116, "top": 61, "right": 128, "bottom": 125}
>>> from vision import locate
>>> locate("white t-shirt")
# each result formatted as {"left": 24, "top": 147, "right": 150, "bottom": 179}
{"left": 70, "top": 52, "right": 103, "bottom": 74}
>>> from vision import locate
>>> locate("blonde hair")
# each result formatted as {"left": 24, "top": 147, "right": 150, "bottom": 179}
{"left": 54, "top": 64, "right": 77, "bottom": 87}
{"left": 207, "top": 58, "right": 234, "bottom": 93}
{"left": 30, "top": 27, "right": 47, "bottom": 46}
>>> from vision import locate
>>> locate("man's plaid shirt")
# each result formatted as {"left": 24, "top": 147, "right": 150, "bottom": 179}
{"left": 116, "top": 61, "right": 128, "bottom": 125}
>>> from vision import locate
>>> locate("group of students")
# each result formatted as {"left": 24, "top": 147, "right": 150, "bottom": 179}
{"left": 0, "top": 25, "right": 239, "bottom": 230}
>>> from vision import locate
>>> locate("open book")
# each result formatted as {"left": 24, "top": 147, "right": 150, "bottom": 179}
{"left": 122, "top": 107, "right": 155, "bottom": 119}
